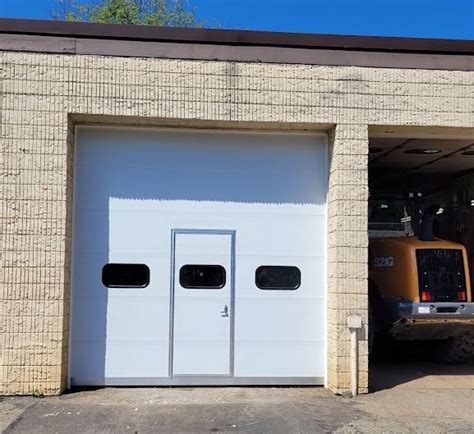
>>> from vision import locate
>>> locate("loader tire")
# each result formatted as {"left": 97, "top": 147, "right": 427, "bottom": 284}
{"left": 434, "top": 331, "right": 474, "bottom": 365}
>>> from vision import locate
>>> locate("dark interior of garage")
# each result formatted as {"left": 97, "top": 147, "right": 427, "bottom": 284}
{"left": 367, "top": 135, "right": 474, "bottom": 370}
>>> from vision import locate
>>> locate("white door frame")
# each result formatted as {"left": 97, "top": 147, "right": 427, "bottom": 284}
{"left": 168, "top": 229, "right": 236, "bottom": 378}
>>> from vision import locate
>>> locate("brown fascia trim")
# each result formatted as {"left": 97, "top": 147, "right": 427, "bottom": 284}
{"left": 0, "top": 18, "right": 473, "bottom": 70}
{"left": 0, "top": 18, "right": 473, "bottom": 55}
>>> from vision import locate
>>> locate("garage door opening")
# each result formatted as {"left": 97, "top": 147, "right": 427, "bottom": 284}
{"left": 69, "top": 126, "right": 328, "bottom": 387}
{"left": 367, "top": 133, "right": 474, "bottom": 389}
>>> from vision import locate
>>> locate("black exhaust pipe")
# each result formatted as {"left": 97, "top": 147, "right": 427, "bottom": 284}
{"left": 419, "top": 204, "right": 440, "bottom": 241}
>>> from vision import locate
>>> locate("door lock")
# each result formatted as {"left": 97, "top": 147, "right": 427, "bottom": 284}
{"left": 221, "top": 305, "right": 229, "bottom": 317}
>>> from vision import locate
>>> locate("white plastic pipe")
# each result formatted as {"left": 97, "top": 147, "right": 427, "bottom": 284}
{"left": 347, "top": 315, "right": 362, "bottom": 397}
{"left": 350, "top": 327, "right": 358, "bottom": 397}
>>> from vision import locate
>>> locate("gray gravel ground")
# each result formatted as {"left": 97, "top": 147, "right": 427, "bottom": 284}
{"left": 1, "top": 363, "right": 473, "bottom": 433}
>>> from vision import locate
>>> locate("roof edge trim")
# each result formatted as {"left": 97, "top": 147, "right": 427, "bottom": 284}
{"left": 0, "top": 18, "right": 473, "bottom": 55}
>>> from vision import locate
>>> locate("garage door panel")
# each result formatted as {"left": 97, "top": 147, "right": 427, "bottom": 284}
{"left": 72, "top": 254, "right": 168, "bottom": 297}
{"left": 174, "top": 234, "right": 232, "bottom": 256}
{"left": 173, "top": 298, "right": 230, "bottom": 341}
{"left": 71, "top": 297, "right": 169, "bottom": 341}
{"left": 71, "top": 127, "right": 327, "bottom": 385}
{"left": 77, "top": 128, "right": 326, "bottom": 175}
{"left": 73, "top": 210, "right": 109, "bottom": 253}
{"left": 70, "top": 297, "right": 108, "bottom": 342}
{"left": 235, "top": 298, "right": 325, "bottom": 342}
{"left": 70, "top": 340, "right": 169, "bottom": 383}
{"left": 109, "top": 211, "right": 324, "bottom": 257}
{"left": 108, "top": 200, "right": 324, "bottom": 216}
{"left": 109, "top": 211, "right": 326, "bottom": 257}
{"left": 75, "top": 189, "right": 325, "bottom": 216}
{"left": 235, "top": 341, "right": 325, "bottom": 377}
{"left": 74, "top": 210, "right": 170, "bottom": 253}
{"left": 104, "top": 341, "right": 169, "bottom": 378}
{"left": 234, "top": 255, "right": 325, "bottom": 297}
{"left": 75, "top": 211, "right": 325, "bottom": 256}
{"left": 73, "top": 211, "right": 173, "bottom": 255}
{"left": 106, "top": 297, "right": 170, "bottom": 341}
{"left": 171, "top": 341, "right": 231, "bottom": 376}
{"left": 234, "top": 215, "right": 326, "bottom": 257}
{"left": 69, "top": 341, "right": 109, "bottom": 384}
{"left": 75, "top": 165, "right": 325, "bottom": 207}
{"left": 108, "top": 213, "right": 171, "bottom": 253}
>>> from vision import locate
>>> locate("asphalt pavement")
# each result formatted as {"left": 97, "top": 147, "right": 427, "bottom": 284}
{"left": 1, "top": 362, "right": 473, "bottom": 433}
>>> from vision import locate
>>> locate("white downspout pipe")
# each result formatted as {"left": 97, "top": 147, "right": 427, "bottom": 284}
{"left": 347, "top": 315, "right": 362, "bottom": 397}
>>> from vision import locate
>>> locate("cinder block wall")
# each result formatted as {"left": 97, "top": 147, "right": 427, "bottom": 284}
{"left": 1, "top": 51, "right": 473, "bottom": 395}
{"left": 327, "top": 124, "right": 369, "bottom": 394}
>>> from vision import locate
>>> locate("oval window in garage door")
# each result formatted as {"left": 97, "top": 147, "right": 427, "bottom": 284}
{"left": 102, "top": 263, "right": 150, "bottom": 288}
{"left": 256, "top": 266, "right": 301, "bottom": 290}
{"left": 179, "top": 264, "right": 226, "bottom": 289}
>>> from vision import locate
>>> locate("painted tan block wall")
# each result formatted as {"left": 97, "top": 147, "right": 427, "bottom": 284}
{"left": 1, "top": 51, "right": 473, "bottom": 395}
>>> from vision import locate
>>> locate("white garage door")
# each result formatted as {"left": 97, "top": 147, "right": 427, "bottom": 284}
{"left": 70, "top": 126, "right": 327, "bottom": 386}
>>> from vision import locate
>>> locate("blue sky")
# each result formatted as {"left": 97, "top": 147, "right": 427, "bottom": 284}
{"left": 0, "top": 0, "right": 473, "bottom": 39}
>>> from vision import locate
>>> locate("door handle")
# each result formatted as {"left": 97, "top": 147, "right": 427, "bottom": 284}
{"left": 221, "top": 305, "right": 229, "bottom": 317}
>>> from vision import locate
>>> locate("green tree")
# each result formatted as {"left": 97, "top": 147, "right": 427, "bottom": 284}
{"left": 52, "top": 0, "right": 206, "bottom": 27}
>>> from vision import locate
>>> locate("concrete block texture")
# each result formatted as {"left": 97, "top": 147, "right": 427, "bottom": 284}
{"left": 327, "top": 124, "right": 370, "bottom": 394}
{"left": 1, "top": 50, "right": 473, "bottom": 395}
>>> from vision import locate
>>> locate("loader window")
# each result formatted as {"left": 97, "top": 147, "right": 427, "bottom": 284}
{"left": 369, "top": 199, "right": 415, "bottom": 236}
